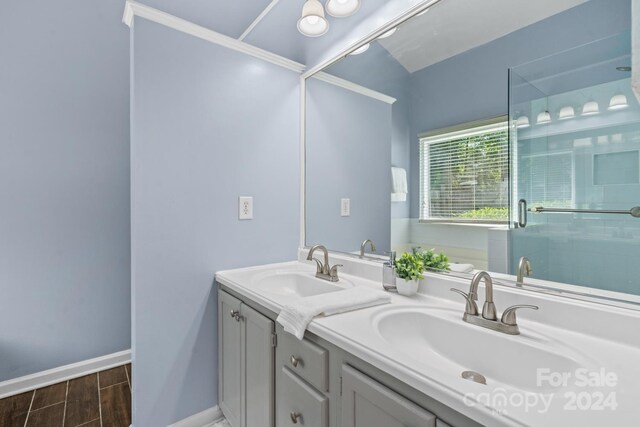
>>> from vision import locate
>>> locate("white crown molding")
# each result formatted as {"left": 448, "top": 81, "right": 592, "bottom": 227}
{"left": 0, "top": 350, "right": 131, "bottom": 399}
{"left": 167, "top": 406, "right": 224, "bottom": 427}
{"left": 312, "top": 72, "right": 396, "bottom": 104}
{"left": 239, "top": 0, "right": 281, "bottom": 41}
{"left": 122, "top": 0, "right": 305, "bottom": 73}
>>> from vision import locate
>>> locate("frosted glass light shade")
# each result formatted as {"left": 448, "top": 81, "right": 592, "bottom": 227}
{"left": 608, "top": 94, "right": 629, "bottom": 110}
{"left": 298, "top": 0, "right": 329, "bottom": 37}
{"left": 558, "top": 106, "right": 575, "bottom": 120}
{"left": 516, "top": 116, "right": 530, "bottom": 128}
{"left": 349, "top": 43, "right": 370, "bottom": 55}
{"left": 326, "top": 0, "right": 360, "bottom": 17}
{"left": 536, "top": 111, "right": 551, "bottom": 124}
{"left": 582, "top": 101, "right": 599, "bottom": 116}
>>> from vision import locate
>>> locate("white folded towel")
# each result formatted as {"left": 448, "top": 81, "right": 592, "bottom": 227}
{"left": 449, "top": 263, "right": 475, "bottom": 273}
{"left": 277, "top": 286, "right": 391, "bottom": 339}
{"left": 391, "top": 193, "right": 406, "bottom": 202}
{"left": 391, "top": 167, "right": 408, "bottom": 194}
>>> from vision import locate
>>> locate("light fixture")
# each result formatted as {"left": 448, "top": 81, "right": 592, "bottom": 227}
{"left": 325, "top": 0, "right": 360, "bottom": 17}
{"left": 378, "top": 27, "right": 398, "bottom": 39}
{"left": 516, "top": 116, "right": 530, "bottom": 128}
{"left": 608, "top": 94, "right": 629, "bottom": 110}
{"left": 298, "top": 0, "right": 329, "bottom": 37}
{"left": 558, "top": 106, "right": 575, "bottom": 120}
{"left": 582, "top": 101, "right": 599, "bottom": 116}
{"left": 349, "top": 43, "right": 370, "bottom": 55}
{"left": 536, "top": 111, "right": 551, "bottom": 125}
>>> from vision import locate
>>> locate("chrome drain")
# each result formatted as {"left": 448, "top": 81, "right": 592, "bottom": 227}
{"left": 461, "top": 370, "right": 487, "bottom": 385}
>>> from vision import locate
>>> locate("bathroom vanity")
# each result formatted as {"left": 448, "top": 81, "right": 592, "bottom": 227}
{"left": 217, "top": 274, "right": 473, "bottom": 427}
{"left": 216, "top": 253, "right": 640, "bottom": 427}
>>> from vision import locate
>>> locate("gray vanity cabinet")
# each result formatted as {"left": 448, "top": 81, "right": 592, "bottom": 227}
{"left": 218, "top": 291, "right": 275, "bottom": 427}
{"left": 278, "top": 367, "right": 329, "bottom": 427}
{"left": 341, "top": 365, "right": 437, "bottom": 427}
{"left": 275, "top": 328, "right": 330, "bottom": 427}
{"left": 218, "top": 286, "right": 479, "bottom": 427}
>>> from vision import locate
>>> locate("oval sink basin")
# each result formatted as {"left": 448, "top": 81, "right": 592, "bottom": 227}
{"left": 374, "top": 308, "right": 591, "bottom": 392}
{"left": 254, "top": 271, "right": 353, "bottom": 299}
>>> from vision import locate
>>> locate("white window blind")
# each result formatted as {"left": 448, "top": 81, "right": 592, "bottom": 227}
{"left": 420, "top": 121, "right": 509, "bottom": 222}
{"left": 522, "top": 152, "right": 574, "bottom": 206}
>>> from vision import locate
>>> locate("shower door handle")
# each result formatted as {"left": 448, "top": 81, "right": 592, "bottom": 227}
{"left": 518, "top": 199, "right": 527, "bottom": 228}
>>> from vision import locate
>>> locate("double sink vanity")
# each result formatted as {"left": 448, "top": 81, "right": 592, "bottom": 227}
{"left": 213, "top": 1, "right": 640, "bottom": 425}
{"left": 216, "top": 250, "right": 640, "bottom": 427}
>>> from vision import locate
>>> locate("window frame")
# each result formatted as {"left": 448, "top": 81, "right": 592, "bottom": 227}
{"left": 419, "top": 116, "right": 510, "bottom": 225}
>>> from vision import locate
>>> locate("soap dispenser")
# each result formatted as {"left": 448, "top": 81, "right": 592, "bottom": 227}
{"left": 383, "top": 251, "right": 397, "bottom": 291}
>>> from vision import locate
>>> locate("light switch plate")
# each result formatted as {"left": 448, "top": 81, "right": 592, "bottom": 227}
{"left": 239, "top": 196, "right": 253, "bottom": 220}
{"left": 341, "top": 198, "right": 350, "bottom": 217}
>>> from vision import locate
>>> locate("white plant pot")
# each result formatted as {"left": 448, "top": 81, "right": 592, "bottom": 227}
{"left": 396, "top": 278, "right": 419, "bottom": 296}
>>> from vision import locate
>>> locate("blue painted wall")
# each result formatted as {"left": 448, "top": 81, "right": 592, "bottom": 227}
{"left": 131, "top": 18, "right": 300, "bottom": 426}
{"left": 0, "top": 0, "right": 130, "bottom": 381}
{"left": 306, "top": 78, "right": 392, "bottom": 253}
{"left": 408, "top": 0, "right": 632, "bottom": 217}
{"left": 328, "top": 43, "right": 412, "bottom": 220}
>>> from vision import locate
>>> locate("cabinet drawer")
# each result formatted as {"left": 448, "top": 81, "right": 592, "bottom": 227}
{"left": 278, "top": 332, "right": 328, "bottom": 391}
{"left": 278, "top": 367, "right": 328, "bottom": 427}
{"left": 342, "top": 365, "right": 436, "bottom": 427}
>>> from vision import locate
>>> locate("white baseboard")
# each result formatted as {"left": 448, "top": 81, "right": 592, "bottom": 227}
{"left": 168, "top": 406, "right": 224, "bottom": 427}
{"left": 0, "top": 349, "right": 131, "bottom": 399}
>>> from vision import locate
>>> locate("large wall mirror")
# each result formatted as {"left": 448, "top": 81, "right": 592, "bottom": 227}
{"left": 304, "top": 0, "right": 640, "bottom": 303}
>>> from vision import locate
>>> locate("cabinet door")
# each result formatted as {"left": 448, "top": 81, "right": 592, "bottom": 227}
{"left": 341, "top": 365, "right": 436, "bottom": 427}
{"left": 219, "top": 291, "right": 242, "bottom": 427}
{"left": 241, "top": 303, "right": 275, "bottom": 427}
{"left": 277, "top": 367, "right": 328, "bottom": 427}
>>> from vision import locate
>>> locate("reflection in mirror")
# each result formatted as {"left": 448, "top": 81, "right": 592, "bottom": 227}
{"left": 305, "top": 0, "right": 640, "bottom": 299}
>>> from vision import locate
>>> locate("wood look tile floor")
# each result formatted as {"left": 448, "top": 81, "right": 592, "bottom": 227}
{"left": 0, "top": 364, "right": 132, "bottom": 427}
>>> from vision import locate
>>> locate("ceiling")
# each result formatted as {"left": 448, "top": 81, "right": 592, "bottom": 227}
{"left": 377, "top": 0, "right": 589, "bottom": 73}
{"left": 133, "top": 0, "right": 594, "bottom": 73}
{"left": 138, "top": 0, "right": 391, "bottom": 66}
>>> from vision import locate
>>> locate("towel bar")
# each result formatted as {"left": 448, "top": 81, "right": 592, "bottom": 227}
{"left": 528, "top": 206, "right": 640, "bottom": 218}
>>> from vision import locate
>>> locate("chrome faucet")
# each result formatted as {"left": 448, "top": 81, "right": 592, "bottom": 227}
{"left": 469, "top": 271, "right": 497, "bottom": 320}
{"left": 306, "top": 245, "right": 342, "bottom": 282}
{"left": 451, "top": 270, "right": 538, "bottom": 335}
{"left": 516, "top": 257, "right": 532, "bottom": 287}
{"left": 360, "top": 239, "right": 376, "bottom": 258}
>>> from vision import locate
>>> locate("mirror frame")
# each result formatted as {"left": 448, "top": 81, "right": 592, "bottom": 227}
{"left": 299, "top": 0, "right": 640, "bottom": 310}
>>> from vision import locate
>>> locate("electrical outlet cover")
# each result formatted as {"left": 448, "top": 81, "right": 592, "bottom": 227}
{"left": 239, "top": 196, "right": 253, "bottom": 220}
{"left": 341, "top": 198, "right": 350, "bottom": 217}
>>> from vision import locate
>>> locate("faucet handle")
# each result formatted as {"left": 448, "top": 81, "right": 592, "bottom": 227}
{"left": 501, "top": 304, "right": 539, "bottom": 326}
{"left": 329, "top": 264, "right": 343, "bottom": 278}
{"left": 309, "top": 258, "right": 323, "bottom": 274}
{"left": 450, "top": 288, "right": 478, "bottom": 316}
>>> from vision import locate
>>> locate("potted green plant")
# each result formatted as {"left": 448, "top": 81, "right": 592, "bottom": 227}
{"left": 394, "top": 253, "right": 424, "bottom": 296}
{"left": 415, "top": 249, "right": 450, "bottom": 272}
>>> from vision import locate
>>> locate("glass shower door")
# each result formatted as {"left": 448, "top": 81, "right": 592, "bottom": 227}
{"left": 509, "top": 33, "right": 640, "bottom": 296}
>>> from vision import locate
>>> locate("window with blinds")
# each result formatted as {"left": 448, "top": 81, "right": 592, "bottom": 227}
{"left": 419, "top": 120, "right": 509, "bottom": 223}
{"left": 521, "top": 152, "right": 574, "bottom": 206}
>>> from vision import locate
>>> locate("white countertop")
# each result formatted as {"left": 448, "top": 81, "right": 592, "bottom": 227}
{"left": 216, "top": 259, "right": 640, "bottom": 427}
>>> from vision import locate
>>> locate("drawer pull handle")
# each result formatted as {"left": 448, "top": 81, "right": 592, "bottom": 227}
{"left": 229, "top": 310, "right": 242, "bottom": 322}
{"left": 290, "top": 355, "right": 301, "bottom": 368}
{"left": 290, "top": 412, "right": 302, "bottom": 424}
